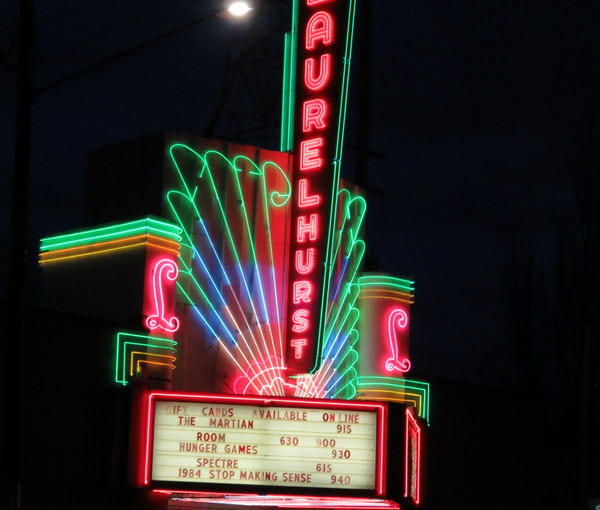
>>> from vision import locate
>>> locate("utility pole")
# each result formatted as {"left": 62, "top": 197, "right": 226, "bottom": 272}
{"left": 4, "top": 0, "right": 34, "bottom": 508}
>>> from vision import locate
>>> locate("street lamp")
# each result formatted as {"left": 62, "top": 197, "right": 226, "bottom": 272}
{"left": 227, "top": 1, "right": 253, "bottom": 17}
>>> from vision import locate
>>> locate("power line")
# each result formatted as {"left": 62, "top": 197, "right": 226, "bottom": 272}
{"left": 34, "top": 10, "right": 221, "bottom": 97}
{"left": 37, "top": 0, "right": 185, "bottom": 62}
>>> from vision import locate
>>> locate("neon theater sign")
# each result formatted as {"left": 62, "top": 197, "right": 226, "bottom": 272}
{"left": 140, "top": 392, "right": 389, "bottom": 496}
{"left": 37, "top": 0, "right": 428, "bottom": 506}
{"left": 285, "top": 0, "right": 355, "bottom": 375}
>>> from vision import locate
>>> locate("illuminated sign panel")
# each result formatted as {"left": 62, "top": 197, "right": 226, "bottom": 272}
{"left": 357, "top": 276, "right": 414, "bottom": 379}
{"left": 285, "top": 0, "right": 356, "bottom": 374}
{"left": 143, "top": 392, "right": 387, "bottom": 495}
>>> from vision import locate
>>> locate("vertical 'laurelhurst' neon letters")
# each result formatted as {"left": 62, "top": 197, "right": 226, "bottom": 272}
{"left": 304, "top": 54, "right": 332, "bottom": 91}
{"left": 302, "top": 99, "right": 328, "bottom": 131}
{"left": 293, "top": 281, "right": 312, "bottom": 304}
{"left": 295, "top": 248, "right": 316, "bottom": 274}
{"left": 291, "top": 339, "right": 308, "bottom": 358}
{"left": 300, "top": 138, "right": 324, "bottom": 170}
{"left": 291, "top": 309, "right": 310, "bottom": 332}
{"left": 298, "top": 179, "right": 322, "bottom": 207}
{"left": 297, "top": 214, "right": 319, "bottom": 242}
{"left": 285, "top": 0, "right": 351, "bottom": 374}
{"left": 305, "top": 11, "right": 334, "bottom": 49}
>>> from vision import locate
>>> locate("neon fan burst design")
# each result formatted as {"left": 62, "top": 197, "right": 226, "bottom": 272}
{"left": 166, "top": 143, "right": 366, "bottom": 399}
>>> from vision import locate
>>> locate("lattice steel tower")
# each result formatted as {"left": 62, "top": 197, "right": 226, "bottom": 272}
{"left": 204, "top": 0, "right": 291, "bottom": 150}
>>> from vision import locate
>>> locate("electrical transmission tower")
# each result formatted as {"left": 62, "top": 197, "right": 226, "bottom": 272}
{"left": 204, "top": 0, "right": 291, "bottom": 150}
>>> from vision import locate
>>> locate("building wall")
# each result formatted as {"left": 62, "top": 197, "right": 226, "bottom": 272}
{"left": 425, "top": 377, "right": 552, "bottom": 510}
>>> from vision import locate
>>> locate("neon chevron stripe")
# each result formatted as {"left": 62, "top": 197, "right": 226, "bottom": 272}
{"left": 40, "top": 217, "right": 181, "bottom": 251}
{"left": 114, "top": 332, "right": 177, "bottom": 386}
{"left": 39, "top": 234, "right": 181, "bottom": 264}
{"left": 356, "top": 376, "right": 430, "bottom": 423}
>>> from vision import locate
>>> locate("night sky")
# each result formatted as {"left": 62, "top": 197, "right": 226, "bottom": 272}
{"left": 2, "top": 0, "right": 599, "bottom": 386}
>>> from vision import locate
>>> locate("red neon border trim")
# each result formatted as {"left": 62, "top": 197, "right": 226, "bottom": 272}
{"left": 404, "top": 406, "right": 421, "bottom": 505}
{"left": 153, "top": 491, "right": 401, "bottom": 509}
{"left": 142, "top": 391, "right": 387, "bottom": 496}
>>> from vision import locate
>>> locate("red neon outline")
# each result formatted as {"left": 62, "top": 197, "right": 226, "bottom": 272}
{"left": 131, "top": 386, "right": 151, "bottom": 486}
{"left": 384, "top": 308, "right": 410, "bottom": 373}
{"left": 307, "top": 0, "right": 335, "bottom": 6}
{"left": 146, "top": 258, "right": 180, "bottom": 333}
{"left": 142, "top": 392, "right": 388, "bottom": 496}
{"left": 302, "top": 98, "right": 329, "bottom": 132}
{"left": 305, "top": 11, "right": 335, "bottom": 50}
{"left": 298, "top": 179, "right": 322, "bottom": 208}
{"left": 404, "top": 407, "right": 421, "bottom": 505}
{"left": 295, "top": 248, "right": 317, "bottom": 275}
{"left": 304, "top": 54, "right": 332, "bottom": 91}
{"left": 152, "top": 491, "right": 399, "bottom": 509}
{"left": 143, "top": 391, "right": 154, "bottom": 486}
{"left": 377, "top": 405, "right": 388, "bottom": 496}
{"left": 299, "top": 137, "right": 324, "bottom": 171}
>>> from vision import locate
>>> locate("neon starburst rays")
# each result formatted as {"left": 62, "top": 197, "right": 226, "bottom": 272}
{"left": 166, "top": 143, "right": 292, "bottom": 395}
{"left": 165, "top": 142, "right": 366, "bottom": 398}
{"left": 299, "top": 189, "right": 367, "bottom": 399}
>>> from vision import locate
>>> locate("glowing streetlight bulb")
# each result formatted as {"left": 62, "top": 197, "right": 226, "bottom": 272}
{"left": 227, "top": 1, "right": 253, "bottom": 17}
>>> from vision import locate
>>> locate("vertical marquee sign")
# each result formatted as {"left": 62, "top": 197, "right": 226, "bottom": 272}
{"left": 285, "top": 0, "right": 357, "bottom": 374}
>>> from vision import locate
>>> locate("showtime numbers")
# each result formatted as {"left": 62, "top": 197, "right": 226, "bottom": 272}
{"left": 331, "top": 475, "right": 351, "bottom": 485}
{"left": 336, "top": 424, "right": 352, "bottom": 434}
{"left": 316, "top": 438, "right": 336, "bottom": 447}
{"left": 316, "top": 463, "right": 332, "bottom": 473}
{"left": 332, "top": 449, "right": 351, "bottom": 459}
{"left": 280, "top": 436, "right": 300, "bottom": 446}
